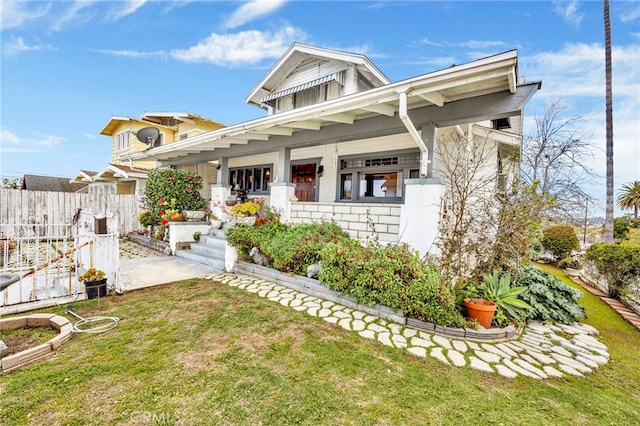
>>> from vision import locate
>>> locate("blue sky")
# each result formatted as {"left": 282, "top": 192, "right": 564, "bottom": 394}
{"left": 1, "top": 0, "right": 638, "bottom": 215}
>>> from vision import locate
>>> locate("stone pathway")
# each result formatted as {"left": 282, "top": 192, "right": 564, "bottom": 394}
{"left": 207, "top": 272, "right": 610, "bottom": 380}
{"left": 119, "top": 238, "right": 167, "bottom": 260}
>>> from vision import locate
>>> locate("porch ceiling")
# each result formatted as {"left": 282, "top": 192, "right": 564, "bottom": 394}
{"left": 126, "top": 50, "right": 537, "bottom": 163}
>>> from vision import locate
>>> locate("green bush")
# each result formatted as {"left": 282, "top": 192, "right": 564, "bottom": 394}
{"left": 226, "top": 221, "right": 351, "bottom": 276}
{"left": 319, "top": 241, "right": 466, "bottom": 327}
{"left": 542, "top": 224, "right": 580, "bottom": 261}
{"left": 557, "top": 256, "right": 583, "bottom": 270}
{"left": 514, "top": 265, "right": 586, "bottom": 324}
{"left": 585, "top": 243, "right": 640, "bottom": 299}
{"left": 614, "top": 216, "right": 640, "bottom": 240}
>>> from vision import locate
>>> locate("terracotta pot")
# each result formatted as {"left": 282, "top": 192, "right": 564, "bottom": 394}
{"left": 464, "top": 298, "right": 497, "bottom": 328}
{"left": 255, "top": 218, "right": 263, "bottom": 226}
{"left": 170, "top": 214, "right": 185, "bottom": 222}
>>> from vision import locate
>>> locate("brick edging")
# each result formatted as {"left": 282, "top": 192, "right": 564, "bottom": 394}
{"left": 233, "top": 261, "right": 520, "bottom": 342}
{"left": 0, "top": 314, "right": 73, "bottom": 374}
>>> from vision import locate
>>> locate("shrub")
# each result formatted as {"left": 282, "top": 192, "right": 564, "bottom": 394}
{"left": 514, "top": 265, "right": 586, "bottom": 324}
{"left": 144, "top": 168, "right": 207, "bottom": 221}
{"left": 614, "top": 216, "right": 640, "bottom": 240}
{"left": 226, "top": 221, "right": 350, "bottom": 276}
{"left": 585, "top": 243, "right": 640, "bottom": 299}
{"left": 319, "top": 241, "right": 466, "bottom": 327}
{"left": 557, "top": 256, "right": 583, "bottom": 270}
{"left": 542, "top": 224, "right": 579, "bottom": 261}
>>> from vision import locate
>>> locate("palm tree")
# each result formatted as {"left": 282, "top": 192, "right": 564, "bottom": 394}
{"left": 617, "top": 181, "right": 640, "bottom": 218}
{"left": 603, "top": 0, "right": 615, "bottom": 243}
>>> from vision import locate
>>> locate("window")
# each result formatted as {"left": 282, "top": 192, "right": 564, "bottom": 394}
{"left": 116, "top": 132, "right": 130, "bottom": 152}
{"left": 228, "top": 165, "right": 272, "bottom": 194}
{"left": 338, "top": 150, "right": 420, "bottom": 203}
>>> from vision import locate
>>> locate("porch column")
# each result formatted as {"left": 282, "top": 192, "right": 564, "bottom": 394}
{"left": 270, "top": 183, "right": 295, "bottom": 224}
{"left": 422, "top": 124, "right": 437, "bottom": 178}
{"left": 277, "top": 147, "right": 291, "bottom": 183}
{"left": 399, "top": 178, "right": 445, "bottom": 257}
{"left": 217, "top": 157, "right": 229, "bottom": 185}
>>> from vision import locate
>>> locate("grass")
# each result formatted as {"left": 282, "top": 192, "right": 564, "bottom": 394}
{"left": 1, "top": 267, "right": 639, "bottom": 425}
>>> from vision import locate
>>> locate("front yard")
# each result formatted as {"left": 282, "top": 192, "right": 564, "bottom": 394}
{"left": 1, "top": 267, "right": 639, "bottom": 425}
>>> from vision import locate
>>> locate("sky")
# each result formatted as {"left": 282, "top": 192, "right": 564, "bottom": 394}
{"left": 1, "top": 0, "right": 638, "bottom": 216}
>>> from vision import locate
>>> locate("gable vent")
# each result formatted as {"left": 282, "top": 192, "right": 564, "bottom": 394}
{"left": 291, "top": 57, "right": 329, "bottom": 75}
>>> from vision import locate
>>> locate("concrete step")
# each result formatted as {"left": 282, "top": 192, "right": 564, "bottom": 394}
{"left": 174, "top": 249, "right": 225, "bottom": 271}
{"left": 189, "top": 242, "right": 225, "bottom": 260}
{"left": 200, "top": 234, "right": 226, "bottom": 249}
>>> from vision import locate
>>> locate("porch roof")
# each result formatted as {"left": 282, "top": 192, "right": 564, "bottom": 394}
{"left": 127, "top": 50, "right": 539, "bottom": 163}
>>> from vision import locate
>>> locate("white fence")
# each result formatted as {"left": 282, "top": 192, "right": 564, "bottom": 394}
{"left": 0, "top": 223, "right": 119, "bottom": 314}
{"left": 0, "top": 189, "right": 143, "bottom": 237}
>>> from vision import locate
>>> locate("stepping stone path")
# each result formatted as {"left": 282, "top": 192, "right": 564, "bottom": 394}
{"left": 207, "top": 272, "right": 609, "bottom": 380}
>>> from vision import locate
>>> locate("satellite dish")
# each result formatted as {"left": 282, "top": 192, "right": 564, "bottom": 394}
{"left": 135, "top": 127, "right": 160, "bottom": 145}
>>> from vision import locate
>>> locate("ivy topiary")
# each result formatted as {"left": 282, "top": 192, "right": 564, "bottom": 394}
{"left": 144, "top": 168, "right": 206, "bottom": 221}
{"left": 542, "top": 224, "right": 580, "bottom": 261}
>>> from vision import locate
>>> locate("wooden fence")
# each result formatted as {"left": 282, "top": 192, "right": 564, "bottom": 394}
{"left": 0, "top": 189, "right": 142, "bottom": 237}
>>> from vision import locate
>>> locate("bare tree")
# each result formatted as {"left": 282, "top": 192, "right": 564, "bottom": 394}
{"left": 521, "top": 99, "right": 596, "bottom": 219}
{"left": 604, "top": 0, "right": 615, "bottom": 243}
{"left": 435, "top": 127, "right": 553, "bottom": 281}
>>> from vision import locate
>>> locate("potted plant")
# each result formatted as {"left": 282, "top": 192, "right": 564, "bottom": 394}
{"left": 230, "top": 202, "right": 260, "bottom": 226}
{"left": 193, "top": 231, "right": 201, "bottom": 242}
{"left": 78, "top": 268, "right": 107, "bottom": 299}
{"left": 463, "top": 296, "right": 497, "bottom": 329}
{"left": 481, "top": 269, "right": 532, "bottom": 326}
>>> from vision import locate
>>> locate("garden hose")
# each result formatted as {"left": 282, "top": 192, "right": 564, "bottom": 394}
{"left": 66, "top": 305, "right": 120, "bottom": 333}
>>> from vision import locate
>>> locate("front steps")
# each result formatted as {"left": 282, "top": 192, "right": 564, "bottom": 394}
{"left": 174, "top": 230, "right": 226, "bottom": 271}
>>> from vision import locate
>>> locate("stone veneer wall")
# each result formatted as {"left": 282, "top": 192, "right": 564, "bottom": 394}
{"left": 289, "top": 202, "right": 401, "bottom": 242}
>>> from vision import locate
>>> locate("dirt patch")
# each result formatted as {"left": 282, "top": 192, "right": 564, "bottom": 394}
{"left": 1, "top": 326, "right": 56, "bottom": 355}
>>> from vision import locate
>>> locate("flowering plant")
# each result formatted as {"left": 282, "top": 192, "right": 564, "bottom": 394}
{"left": 78, "top": 268, "right": 105, "bottom": 283}
{"left": 231, "top": 201, "right": 260, "bottom": 217}
{"left": 144, "top": 168, "right": 206, "bottom": 221}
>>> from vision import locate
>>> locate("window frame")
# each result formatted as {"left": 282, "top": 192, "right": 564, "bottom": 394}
{"left": 336, "top": 149, "right": 420, "bottom": 203}
{"left": 228, "top": 164, "right": 273, "bottom": 195}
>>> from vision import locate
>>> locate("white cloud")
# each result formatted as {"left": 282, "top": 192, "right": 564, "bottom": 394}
{"left": 171, "top": 26, "right": 306, "bottom": 66}
{"left": 92, "top": 48, "right": 168, "bottom": 59}
{"left": 619, "top": 3, "right": 640, "bottom": 23}
{"left": 223, "top": 0, "right": 288, "bottom": 30}
{"left": 106, "top": 0, "right": 148, "bottom": 21}
{"left": 51, "top": 0, "right": 97, "bottom": 31}
{"left": 553, "top": 0, "right": 583, "bottom": 26}
{"left": 2, "top": 36, "right": 56, "bottom": 58}
{"left": 0, "top": 1, "right": 50, "bottom": 31}
{"left": 0, "top": 130, "right": 64, "bottom": 153}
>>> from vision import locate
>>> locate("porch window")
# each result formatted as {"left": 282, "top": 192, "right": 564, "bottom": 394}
{"left": 229, "top": 165, "right": 272, "bottom": 194}
{"left": 337, "top": 150, "right": 420, "bottom": 203}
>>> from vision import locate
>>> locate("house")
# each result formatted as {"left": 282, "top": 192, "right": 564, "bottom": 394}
{"left": 22, "top": 174, "right": 87, "bottom": 193}
{"left": 127, "top": 43, "right": 540, "bottom": 255}
{"left": 71, "top": 112, "right": 226, "bottom": 198}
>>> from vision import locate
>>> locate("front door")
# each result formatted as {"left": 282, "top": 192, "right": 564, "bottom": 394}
{"left": 291, "top": 164, "right": 316, "bottom": 202}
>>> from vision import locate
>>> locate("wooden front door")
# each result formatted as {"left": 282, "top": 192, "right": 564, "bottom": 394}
{"left": 291, "top": 164, "right": 316, "bottom": 202}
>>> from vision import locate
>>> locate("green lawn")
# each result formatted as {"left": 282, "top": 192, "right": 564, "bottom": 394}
{"left": 1, "top": 266, "right": 639, "bottom": 425}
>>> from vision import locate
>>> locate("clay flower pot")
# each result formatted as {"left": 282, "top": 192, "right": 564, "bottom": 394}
{"left": 464, "top": 298, "right": 497, "bottom": 328}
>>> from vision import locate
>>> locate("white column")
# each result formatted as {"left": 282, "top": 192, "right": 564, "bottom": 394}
{"left": 210, "top": 184, "right": 231, "bottom": 218}
{"left": 269, "top": 182, "right": 295, "bottom": 223}
{"left": 399, "top": 178, "right": 445, "bottom": 257}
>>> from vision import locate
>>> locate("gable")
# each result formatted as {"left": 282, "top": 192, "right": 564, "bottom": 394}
{"left": 246, "top": 43, "right": 390, "bottom": 111}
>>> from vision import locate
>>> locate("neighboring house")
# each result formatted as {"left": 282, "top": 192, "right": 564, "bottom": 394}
{"left": 71, "top": 112, "right": 225, "bottom": 198}
{"left": 22, "top": 174, "right": 87, "bottom": 193}
{"left": 126, "top": 43, "right": 540, "bottom": 255}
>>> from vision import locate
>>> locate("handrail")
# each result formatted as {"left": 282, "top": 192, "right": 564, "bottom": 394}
{"left": 20, "top": 240, "right": 92, "bottom": 279}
